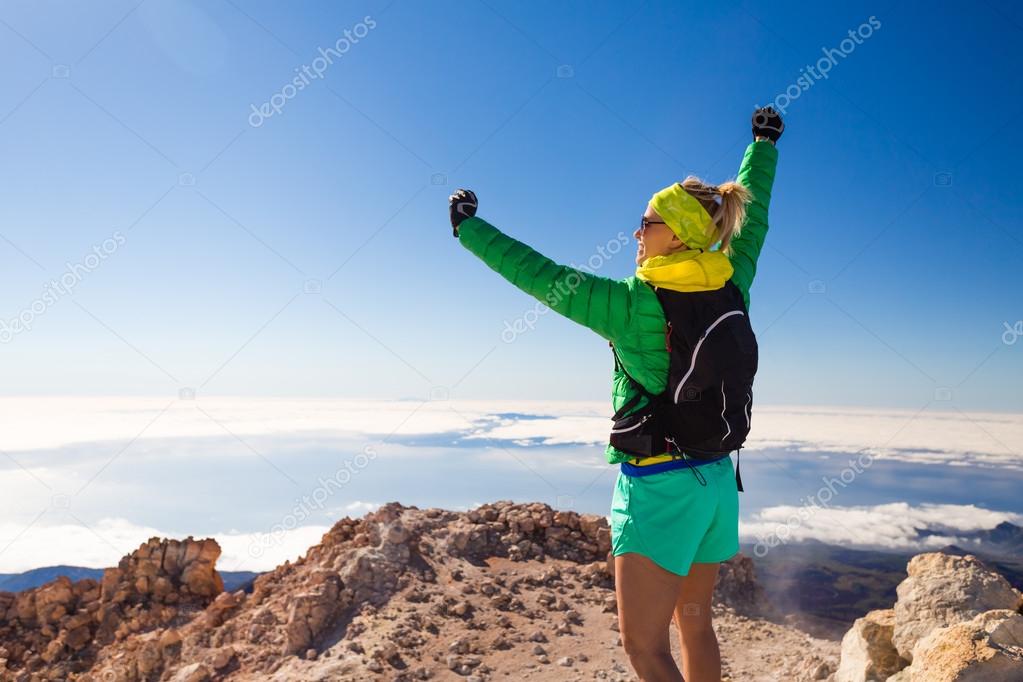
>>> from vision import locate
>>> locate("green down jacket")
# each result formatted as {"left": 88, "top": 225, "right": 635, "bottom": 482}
{"left": 458, "top": 140, "right": 779, "bottom": 464}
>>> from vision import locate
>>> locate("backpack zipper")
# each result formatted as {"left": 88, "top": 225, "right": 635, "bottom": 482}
{"left": 610, "top": 413, "right": 651, "bottom": 433}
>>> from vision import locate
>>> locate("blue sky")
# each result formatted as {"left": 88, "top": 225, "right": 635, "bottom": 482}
{"left": 1, "top": 0, "right": 1021, "bottom": 411}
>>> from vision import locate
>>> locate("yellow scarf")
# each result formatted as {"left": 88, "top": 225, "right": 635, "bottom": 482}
{"left": 635, "top": 249, "right": 733, "bottom": 292}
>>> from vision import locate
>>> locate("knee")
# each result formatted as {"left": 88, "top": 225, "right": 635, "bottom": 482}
{"left": 621, "top": 627, "right": 667, "bottom": 660}
{"left": 677, "top": 617, "right": 715, "bottom": 646}
{"left": 675, "top": 607, "right": 714, "bottom": 638}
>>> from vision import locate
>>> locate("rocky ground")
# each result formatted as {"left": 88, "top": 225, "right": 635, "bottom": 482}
{"left": 1, "top": 501, "right": 1019, "bottom": 681}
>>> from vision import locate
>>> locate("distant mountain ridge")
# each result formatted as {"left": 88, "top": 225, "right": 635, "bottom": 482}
{"left": 954, "top": 520, "right": 1023, "bottom": 557}
{"left": 742, "top": 522, "right": 1023, "bottom": 639}
{"left": 0, "top": 566, "right": 100, "bottom": 593}
{"left": 0, "top": 566, "right": 260, "bottom": 593}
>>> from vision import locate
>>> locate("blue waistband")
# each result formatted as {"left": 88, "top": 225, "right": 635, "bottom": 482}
{"left": 620, "top": 453, "right": 731, "bottom": 477}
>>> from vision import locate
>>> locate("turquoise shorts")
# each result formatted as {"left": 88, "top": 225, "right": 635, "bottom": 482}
{"left": 610, "top": 457, "right": 739, "bottom": 576}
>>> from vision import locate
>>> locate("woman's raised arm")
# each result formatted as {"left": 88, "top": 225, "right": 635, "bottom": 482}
{"left": 728, "top": 107, "right": 783, "bottom": 310}
{"left": 451, "top": 191, "right": 635, "bottom": 342}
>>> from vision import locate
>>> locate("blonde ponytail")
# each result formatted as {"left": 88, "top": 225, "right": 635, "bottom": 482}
{"left": 680, "top": 176, "right": 752, "bottom": 254}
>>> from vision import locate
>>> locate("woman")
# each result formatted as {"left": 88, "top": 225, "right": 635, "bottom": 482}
{"left": 449, "top": 108, "right": 782, "bottom": 681}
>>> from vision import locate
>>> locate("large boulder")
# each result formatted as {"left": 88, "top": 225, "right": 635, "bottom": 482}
{"left": 32, "top": 576, "right": 74, "bottom": 625}
{"left": 283, "top": 570, "right": 346, "bottom": 655}
{"left": 835, "top": 608, "right": 905, "bottom": 682}
{"left": 892, "top": 553, "right": 1022, "bottom": 661}
{"left": 904, "top": 609, "right": 1023, "bottom": 681}
{"left": 132, "top": 537, "right": 223, "bottom": 599}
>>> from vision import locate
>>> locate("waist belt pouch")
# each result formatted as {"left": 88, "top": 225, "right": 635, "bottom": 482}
{"left": 609, "top": 411, "right": 658, "bottom": 459}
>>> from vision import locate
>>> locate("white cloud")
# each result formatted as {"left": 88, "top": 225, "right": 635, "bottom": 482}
{"left": 739, "top": 501, "right": 1023, "bottom": 551}
{"left": 0, "top": 518, "right": 164, "bottom": 574}
{"left": 3, "top": 399, "right": 1018, "bottom": 470}
{"left": 4, "top": 501, "right": 1017, "bottom": 576}
{"left": 214, "top": 525, "right": 331, "bottom": 574}
{"left": 342, "top": 500, "right": 381, "bottom": 513}
{"left": 0, "top": 518, "right": 332, "bottom": 574}
{"left": 463, "top": 404, "right": 1023, "bottom": 469}
{"left": 463, "top": 413, "right": 607, "bottom": 446}
{"left": 744, "top": 406, "right": 1023, "bottom": 470}
{"left": 0, "top": 397, "right": 604, "bottom": 453}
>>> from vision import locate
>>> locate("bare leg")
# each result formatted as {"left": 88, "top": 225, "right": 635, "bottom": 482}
{"left": 673, "top": 561, "right": 721, "bottom": 682}
{"left": 615, "top": 552, "right": 685, "bottom": 682}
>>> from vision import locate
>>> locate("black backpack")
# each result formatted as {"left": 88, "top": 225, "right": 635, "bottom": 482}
{"left": 608, "top": 280, "right": 758, "bottom": 490}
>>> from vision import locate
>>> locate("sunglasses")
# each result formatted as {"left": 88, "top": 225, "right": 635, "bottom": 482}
{"left": 639, "top": 216, "right": 668, "bottom": 233}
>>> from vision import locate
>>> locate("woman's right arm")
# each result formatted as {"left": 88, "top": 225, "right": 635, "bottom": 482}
{"left": 457, "top": 215, "right": 634, "bottom": 342}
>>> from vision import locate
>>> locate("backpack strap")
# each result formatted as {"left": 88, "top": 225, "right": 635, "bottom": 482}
{"left": 735, "top": 447, "right": 744, "bottom": 492}
{"left": 610, "top": 281, "right": 668, "bottom": 422}
{"left": 609, "top": 341, "right": 661, "bottom": 420}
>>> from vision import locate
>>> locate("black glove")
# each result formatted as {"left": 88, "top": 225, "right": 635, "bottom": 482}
{"left": 449, "top": 189, "right": 478, "bottom": 237}
{"left": 752, "top": 106, "right": 784, "bottom": 143}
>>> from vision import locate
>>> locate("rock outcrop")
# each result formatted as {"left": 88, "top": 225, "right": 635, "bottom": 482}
{"left": 892, "top": 552, "right": 1022, "bottom": 662}
{"left": 906, "top": 609, "right": 1023, "bottom": 681}
{"left": 834, "top": 551, "right": 1023, "bottom": 682}
{"left": 0, "top": 536, "right": 222, "bottom": 680}
{"left": 835, "top": 609, "right": 905, "bottom": 682}
{"left": 436, "top": 503, "right": 612, "bottom": 563}
{"left": 715, "top": 552, "right": 773, "bottom": 617}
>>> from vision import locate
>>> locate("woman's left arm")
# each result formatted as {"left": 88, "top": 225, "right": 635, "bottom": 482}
{"left": 456, "top": 215, "right": 634, "bottom": 342}
{"left": 728, "top": 108, "right": 784, "bottom": 311}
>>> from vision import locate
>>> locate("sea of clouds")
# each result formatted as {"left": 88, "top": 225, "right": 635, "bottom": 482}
{"left": 1, "top": 398, "right": 1019, "bottom": 573}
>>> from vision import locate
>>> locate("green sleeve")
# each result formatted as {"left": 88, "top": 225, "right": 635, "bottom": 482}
{"left": 728, "top": 140, "right": 779, "bottom": 310}
{"left": 457, "top": 217, "right": 632, "bottom": 341}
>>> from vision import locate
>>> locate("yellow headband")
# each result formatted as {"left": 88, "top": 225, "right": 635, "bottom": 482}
{"left": 649, "top": 183, "right": 718, "bottom": 250}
